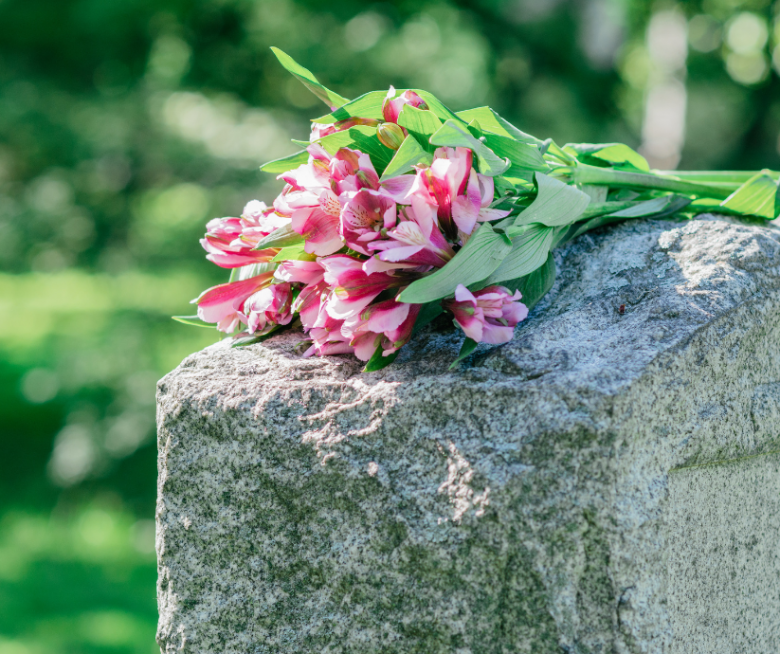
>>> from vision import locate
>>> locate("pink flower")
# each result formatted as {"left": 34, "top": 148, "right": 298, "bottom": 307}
{"left": 200, "top": 200, "right": 288, "bottom": 268}
{"left": 274, "top": 259, "right": 324, "bottom": 285}
{"left": 382, "top": 87, "right": 427, "bottom": 124}
{"left": 444, "top": 284, "right": 529, "bottom": 344}
{"left": 245, "top": 283, "right": 294, "bottom": 335}
{"left": 342, "top": 298, "right": 421, "bottom": 361}
{"left": 339, "top": 189, "right": 397, "bottom": 255}
{"left": 451, "top": 170, "right": 511, "bottom": 237}
{"left": 294, "top": 279, "right": 329, "bottom": 329}
{"left": 419, "top": 146, "right": 474, "bottom": 238}
{"left": 320, "top": 255, "right": 412, "bottom": 321}
{"left": 193, "top": 272, "right": 274, "bottom": 333}
{"left": 310, "top": 118, "right": 381, "bottom": 142}
{"left": 330, "top": 148, "right": 380, "bottom": 195}
{"left": 368, "top": 196, "right": 454, "bottom": 268}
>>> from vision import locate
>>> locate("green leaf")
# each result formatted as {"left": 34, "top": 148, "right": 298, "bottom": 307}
{"left": 363, "top": 344, "right": 400, "bottom": 372}
{"left": 271, "top": 242, "right": 316, "bottom": 262}
{"left": 606, "top": 195, "right": 689, "bottom": 218}
{"left": 397, "top": 105, "right": 442, "bottom": 152}
{"left": 510, "top": 173, "right": 591, "bottom": 229}
{"left": 500, "top": 253, "right": 556, "bottom": 311}
{"left": 311, "top": 90, "right": 386, "bottom": 123}
{"left": 270, "top": 47, "right": 349, "bottom": 110}
{"left": 172, "top": 315, "right": 215, "bottom": 329}
{"left": 251, "top": 223, "right": 303, "bottom": 251}
{"left": 413, "top": 90, "right": 465, "bottom": 124}
{"left": 260, "top": 150, "right": 308, "bottom": 174}
{"left": 380, "top": 135, "right": 432, "bottom": 182}
{"left": 397, "top": 223, "right": 513, "bottom": 304}
{"left": 567, "top": 142, "right": 650, "bottom": 172}
{"left": 483, "top": 224, "right": 557, "bottom": 284}
{"left": 429, "top": 119, "right": 510, "bottom": 177}
{"left": 290, "top": 139, "right": 310, "bottom": 148}
{"left": 235, "top": 262, "right": 277, "bottom": 281}
{"left": 720, "top": 171, "right": 780, "bottom": 219}
{"left": 411, "top": 301, "right": 444, "bottom": 336}
{"left": 316, "top": 125, "right": 395, "bottom": 173}
{"left": 481, "top": 132, "right": 548, "bottom": 175}
{"left": 456, "top": 107, "right": 540, "bottom": 144}
{"left": 449, "top": 338, "right": 478, "bottom": 370}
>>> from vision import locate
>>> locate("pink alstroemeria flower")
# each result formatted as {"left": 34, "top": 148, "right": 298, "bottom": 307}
{"left": 276, "top": 145, "right": 344, "bottom": 256}
{"left": 294, "top": 279, "right": 329, "bottom": 329}
{"left": 193, "top": 272, "right": 274, "bottom": 333}
{"left": 245, "top": 283, "right": 294, "bottom": 335}
{"left": 451, "top": 170, "right": 512, "bottom": 237}
{"left": 382, "top": 87, "right": 427, "bottom": 124}
{"left": 368, "top": 196, "right": 454, "bottom": 268}
{"left": 274, "top": 259, "right": 324, "bottom": 286}
{"left": 444, "top": 284, "right": 529, "bottom": 344}
{"left": 342, "top": 298, "right": 421, "bottom": 361}
{"left": 330, "top": 148, "right": 380, "bottom": 195}
{"left": 420, "top": 146, "right": 474, "bottom": 238}
{"left": 200, "top": 200, "right": 288, "bottom": 268}
{"left": 320, "top": 255, "right": 411, "bottom": 321}
{"left": 340, "top": 189, "right": 397, "bottom": 255}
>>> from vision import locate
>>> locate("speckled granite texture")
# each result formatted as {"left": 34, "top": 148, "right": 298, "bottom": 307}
{"left": 156, "top": 215, "right": 780, "bottom": 653}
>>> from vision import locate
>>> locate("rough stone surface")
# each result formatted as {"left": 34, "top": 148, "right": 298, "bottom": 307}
{"left": 156, "top": 215, "right": 780, "bottom": 653}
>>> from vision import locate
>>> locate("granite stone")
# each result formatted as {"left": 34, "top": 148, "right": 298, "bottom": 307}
{"left": 156, "top": 215, "right": 780, "bottom": 653}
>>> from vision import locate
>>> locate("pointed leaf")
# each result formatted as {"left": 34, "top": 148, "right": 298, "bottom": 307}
{"left": 429, "top": 120, "right": 510, "bottom": 177}
{"left": 251, "top": 223, "right": 303, "bottom": 251}
{"left": 413, "top": 91, "right": 465, "bottom": 124}
{"left": 172, "top": 315, "right": 216, "bottom": 329}
{"left": 483, "top": 224, "right": 557, "bottom": 284}
{"left": 510, "top": 173, "right": 591, "bottom": 229}
{"left": 397, "top": 105, "right": 442, "bottom": 152}
{"left": 720, "top": 171, "right": 779, "bottom": 219}
{"left": 260, "top": 150, "right": 309, "bottom": 174}
{"left": 380, "top": 135, "right": 432, "bottom": 181}
{"left": 481, "top": 132, "right": 548, "bottom": 174}
{"left": 270, "top": 47, "right": 349, "bottom": 110}
{"left": 499, "top": 253, "right": 556, "bottom": 310}
{"left": 456, "top": 107, "right": 540, "bottom": 144}
{"left": 397, "top": 223, "right": 513, "bottom": 304}
{"left": 411, "top": 301, "right": 444, "bottom": 336}
{"left": 311, "top": 90, "right": 387, "bottom": 123}
{"left": 449, "top": 338, "right": 478, "bottom": 370}
{"left": 316, "top": 125, "right": 395, "bottom": 173}
{"left": 363, "top": 346, "right": 400, "bottom": 372}
{"left": 567, "top": 142, "right": 650, "bottom": 172}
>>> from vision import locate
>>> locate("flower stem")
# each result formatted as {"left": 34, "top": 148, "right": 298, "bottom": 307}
{"left": 573, "top": 163, "right": 736, "bottom": 200}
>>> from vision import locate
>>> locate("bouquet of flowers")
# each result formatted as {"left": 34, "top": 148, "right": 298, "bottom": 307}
{"left": 177, "top": 48, "right": 780, "bottom": 371}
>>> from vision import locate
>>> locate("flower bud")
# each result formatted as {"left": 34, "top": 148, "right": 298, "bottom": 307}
{"left": 377, "top": 122, "right": 405, "bottom": 150}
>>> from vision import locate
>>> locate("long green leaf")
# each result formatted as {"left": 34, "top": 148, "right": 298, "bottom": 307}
{"left": 270, "top": 47, "right": 349, "bottom": 110}
{"left": 567, "top": 142, "right": 650, "bottom": 172}
{"left": 172, "top": 315, "right": 215, "bottom": 329}
{"left": 483, "top": 224, "right": 557, "bottom": 284}
{"left": 397, "top": 105, "right": 442, "bottom": 152}
{"left": 429, "top": 120, "right": 510, "bottom": 177}
{"left": 456, "top": 107, "right": 540, "bottom": 143}
{"left": 380, "top": 136, "right": 432, "bottom": 181}
{"left": 311, "top": 90, "right": 386, "bottom": 124}
{"left": 316, "top": 125, "right": 395, "bottom": 173}
{"left": 720, "top": 171, "right": 779, "bottom": 219}
{"left": 411, "top": 301, "right": 444, "bottom": 336}
{"left": 510, "top": 173, "right": 591, "bottom": 230}
{"left": 251, "top": 223, "right": 303, "bottom": 251}
{"left": 260, "top": 150, "right": 309, "bottom": 174}
{"left": 397, "top": 223, "right": 513, "bottom": 304}
{"left": 481, "top": 132, "right": 548, "bottom": 174}
{"left": 413, "top": 90, "right": 465, "bottom": 124}
{"left": 500, "top": 253, "right": 556, "bottom": 310}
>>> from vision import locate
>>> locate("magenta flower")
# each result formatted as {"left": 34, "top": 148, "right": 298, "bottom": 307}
{"left": 193, "top": 272, "right": 274, "bottom": 333}
{"left": 451, "top": 170, "right": 511, "bottom": 237}
{"left": 274, "top": 259, "right": 324, "bottom": 285}
{"left": 368, "top": 195, "right": 454, "bottom": 268}
{"left": 444, "top": 284, "right": 529, "bottom": 344}
{"left": 339, "top": 189, "right": 397, "bottom": 255}
{"left": 294, "top": 279, "right": 329, "bottom": 329}
{"left": 330, "top": 148, "right": 380, "bottom": 195}
{"left": 245, "top": 283, "right": 294, "bottom": 335}
{"left": 342, "top": 298, "right": 421, "bottom": 361}
{"left": 382, "top": 87, "right": 427, "bottom": 124}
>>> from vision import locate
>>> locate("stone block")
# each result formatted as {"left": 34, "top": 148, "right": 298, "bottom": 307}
{"left": 156, "top": 215, "right": 780, "bottom": 653}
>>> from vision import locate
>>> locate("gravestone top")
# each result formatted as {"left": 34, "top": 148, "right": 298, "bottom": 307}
{"left": 157, "top": 215, "right": 780, "bottom": 653}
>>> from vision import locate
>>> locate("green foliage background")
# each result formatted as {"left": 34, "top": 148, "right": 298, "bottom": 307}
{"left": 0, "top": 0, "right": 777, "bottom": 651}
